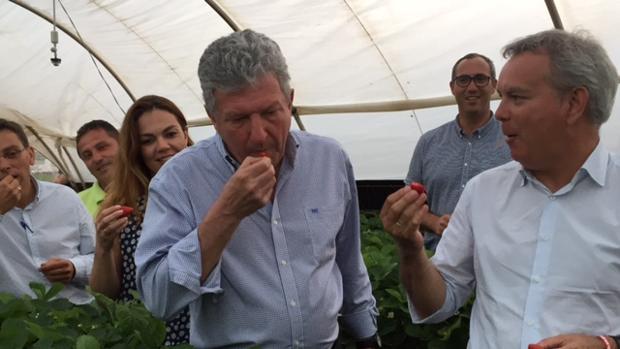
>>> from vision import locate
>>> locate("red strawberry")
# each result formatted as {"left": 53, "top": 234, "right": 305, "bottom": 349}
{"left": 119, "top": 206, "right": 134, "bottom": 217}
{"left": 528, "top": 344, "right": 544, "bottom": 349}
{"left": 410, "top": 182, "right": 427, "bottom": 195}
{"left": 258, "top": 152, "right": 268, "bottom": 157}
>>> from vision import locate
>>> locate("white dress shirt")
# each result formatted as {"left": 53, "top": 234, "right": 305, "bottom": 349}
{"left": 0, "top": 179, "right": 95, "bottom": 304}
{"left": 411, "top": 143, "right": 620, "bottom": 349}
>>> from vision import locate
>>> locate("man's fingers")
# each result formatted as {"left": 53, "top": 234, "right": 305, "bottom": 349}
{"left": 44, "top": 274, "right": 72, "bottom": 283}
{"left": 42, "top": 268, "right": 71, "bottom": 277}
{"left": 380, "top": 187, "right": 414, "bottom": 228}
{"left": 40, "top": 261, "right": 65, "bottom": 272}
{"left": 398, "top": 191, "right": 427, "bottom": 227}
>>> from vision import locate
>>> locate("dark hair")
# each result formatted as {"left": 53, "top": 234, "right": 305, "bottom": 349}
{"left": 451, "top": 53, "right": 496, "bottom": 81}
{"left": 503, "top": 29, "right": 618, "bottom": 126}
{"left": 0, "top": 118, "right": 29, "bottom": 147}
{"left": 101, "top": 95, "right": 193, "bottom": 221}
{"left": 198, "top": 29, "right": 292, "bottom": 117}
{"left": 76, "top": 119, "right": 119, "bottom": 146}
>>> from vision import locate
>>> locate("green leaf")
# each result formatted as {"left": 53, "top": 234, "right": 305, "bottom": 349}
{"left": 76, "top": 335, "right": 100, "bottom": 349}
{"left": 0, "top": 318, "right": 29, "bottom": 349}
{"left": 29, "top": 283, "right": 46, "bottom": 300}
{"left": 44, "top": 283, "right": 65, "bottom": 301}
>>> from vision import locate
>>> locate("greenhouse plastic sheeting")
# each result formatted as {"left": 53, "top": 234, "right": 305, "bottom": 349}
{"left": 1, "top": 0, "right": 619, "bottom": 180}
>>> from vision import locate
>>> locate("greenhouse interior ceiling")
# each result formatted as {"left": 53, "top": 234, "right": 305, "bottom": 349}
{"left": 1, "top": 0, "right": 619, "bottom": 181}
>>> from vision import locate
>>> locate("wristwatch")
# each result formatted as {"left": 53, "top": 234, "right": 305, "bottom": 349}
{"left": 356, "top": 334, "right": 381, "bottom": 348}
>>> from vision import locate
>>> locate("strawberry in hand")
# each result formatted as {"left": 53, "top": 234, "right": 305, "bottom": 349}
{"left": 119, "top": 206, "right": 134, "bottom": 217}
{"left": 410, "top": 182, "right": 427, "bottom": 195}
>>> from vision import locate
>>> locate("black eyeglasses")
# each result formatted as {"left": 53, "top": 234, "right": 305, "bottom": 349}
{"left": 453, "top": 74, "right": 492, "bottom": 88}
{"left": 0, "top": 148, "right": 26, "bottom": 160}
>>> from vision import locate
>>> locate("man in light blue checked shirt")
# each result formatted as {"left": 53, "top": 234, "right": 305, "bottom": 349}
{"left": 135, "top": 29, "right": 379, "bottom": 348}
{"left": 405, "top": 53, "right": 511, "bottom": 252}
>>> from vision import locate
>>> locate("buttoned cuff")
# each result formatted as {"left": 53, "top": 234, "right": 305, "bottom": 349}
{"left": 340, "top": 307, "right": 379, "bottom": 340}
{"left": 168, "top": 228, "right": 223, "bottom": 295}
{"left": 68, "top": 255, "right": 91, "bottom": 285}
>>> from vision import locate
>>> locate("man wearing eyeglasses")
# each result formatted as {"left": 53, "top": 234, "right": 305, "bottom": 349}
{"left": 0, "top": 118, "right": 95, "bottom": 304}
{"left": 405, "top": 53, "right": 511, "bottom": 251}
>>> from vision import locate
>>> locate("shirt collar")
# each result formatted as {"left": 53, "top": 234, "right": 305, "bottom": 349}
{"left": 579, "top": 141, "right": 608, "bottom": 187}
{"left": 92, "top": 181, "right": 105, "bottom": 204}
{"left": 25, "top": 176, "right": 41, "bottom": 210}
{"left": 518, "top": 141, "right": 609, "bottom": 188}
{"left": 454, "top": 112, "right": 497, "bottom": 139}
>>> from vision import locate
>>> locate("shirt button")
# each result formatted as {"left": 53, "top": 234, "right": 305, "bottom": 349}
{"left": 532, "top": 276, "right": 541, "bottom": 283}
{"left": 290, "top": 300, "right": 297, "bottom": 307}
{"left": 464, "top": 163, "right": 468, "bottom": 166}
{"left": 526, "top": 319, "right": 534, "bottom": 326}
{"left": 281, "top": 260, "right": 287, "bottom": 266}
{"left": 294, "top": 340, "right": 301, "bottom": 347}
{"left": 273, "top": 219, "right": 279, "bottom": 225}
{"left": 548, "top": 196, "right": 556, "bottom": 200}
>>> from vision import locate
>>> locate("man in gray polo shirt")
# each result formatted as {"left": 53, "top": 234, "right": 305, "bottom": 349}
{"left": 405, "top": 53, "right": 511, "bottom": 251}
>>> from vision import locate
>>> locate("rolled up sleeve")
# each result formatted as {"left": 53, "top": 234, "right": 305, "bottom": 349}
{"left": 410, "top": 184, "right": 476, "bottom": 324}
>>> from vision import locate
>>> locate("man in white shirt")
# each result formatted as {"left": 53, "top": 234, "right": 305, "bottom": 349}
{"left": 0, "top": 118, "right": 95, "bottom": 304}
{"left": 381, "top": 30, "right": 619, "bottom": 349}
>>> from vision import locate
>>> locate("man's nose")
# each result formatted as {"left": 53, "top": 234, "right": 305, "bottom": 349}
{"left": 92, "top": 151, "right": 104, "bottom": 164}
{"left": 0, "top": 157, "right": 11, "bottom": 177}
{"left": 495, "top": 100, "right": 507, "bottom": 121}
{"left": 248, "top": 115, "right": 267, "bottom": 144}
{"left": 465, "top": 80, "right": 479, "bottom": 92}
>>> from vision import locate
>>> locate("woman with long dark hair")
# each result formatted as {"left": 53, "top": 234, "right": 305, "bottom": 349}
{"left": 90, "top": 95, "right": 193, "bottom": 345}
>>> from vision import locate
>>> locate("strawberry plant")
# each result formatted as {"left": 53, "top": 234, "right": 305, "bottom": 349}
{"left": 339, "top": 212, "right": 472, "bottom": 348}
{"left": 0, "top": 283, "right": 193, "bottom": 349}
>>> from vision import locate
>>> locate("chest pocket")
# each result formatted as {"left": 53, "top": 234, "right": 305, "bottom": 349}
{"left": 304, "top": 204, "right": 344, "bottom": 264}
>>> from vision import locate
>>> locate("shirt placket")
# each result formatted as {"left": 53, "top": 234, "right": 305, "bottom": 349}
{"left": 19, "top": 211, "right": 40, "bottom": 264}
{"left": 461, "top": 137, "right": 473, "bottom": 191}
{"left": 520, "top": 196, "right": 558, "bottom": 346}
{"left": 271, "top": 200, "right": 305, "bottom": 348}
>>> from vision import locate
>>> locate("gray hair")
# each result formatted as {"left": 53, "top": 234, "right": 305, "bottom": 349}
{"left": 502, "top": 29, "right": 618, "bottom": 126}
{"left": 198, "top": 29, "right": 292, "bottom": 117}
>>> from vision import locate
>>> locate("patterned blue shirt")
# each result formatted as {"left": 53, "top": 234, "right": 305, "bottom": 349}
{"left": 135, "top": 131, "right": 377, "bottom": 348}
{"left": 405, "top": 115, "right": 511, "bottom": 250}
{"left": 412, "top": 143, "right": 620, "bottom": 348}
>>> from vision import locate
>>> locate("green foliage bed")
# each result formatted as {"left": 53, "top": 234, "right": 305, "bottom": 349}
{"left": 0, "top": 283, "right": 191, "bottom": 349}
{"left": 352, "top": 212, "right": 472, "bottom": 348}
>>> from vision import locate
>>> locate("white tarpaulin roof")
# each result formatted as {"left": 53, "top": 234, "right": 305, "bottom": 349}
{"left": 1, "top": 0, "right": 619, "bottom": 181}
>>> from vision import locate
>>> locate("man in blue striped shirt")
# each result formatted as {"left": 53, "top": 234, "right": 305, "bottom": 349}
{"left": 136, "top": 29, "right": 379, "bottom": 348}
{"left": 406, "top": 53, "right": 511, "bottom": 251}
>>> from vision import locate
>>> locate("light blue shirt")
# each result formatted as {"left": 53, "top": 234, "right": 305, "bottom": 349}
{"left": 412, "top": 142, "right": 620, "bottom": 348}
{"left": 0, "top": 179, "right": 95, "bottom": 304}
{"left": 136, "top": 131, "right": 378, "bottom": 348}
